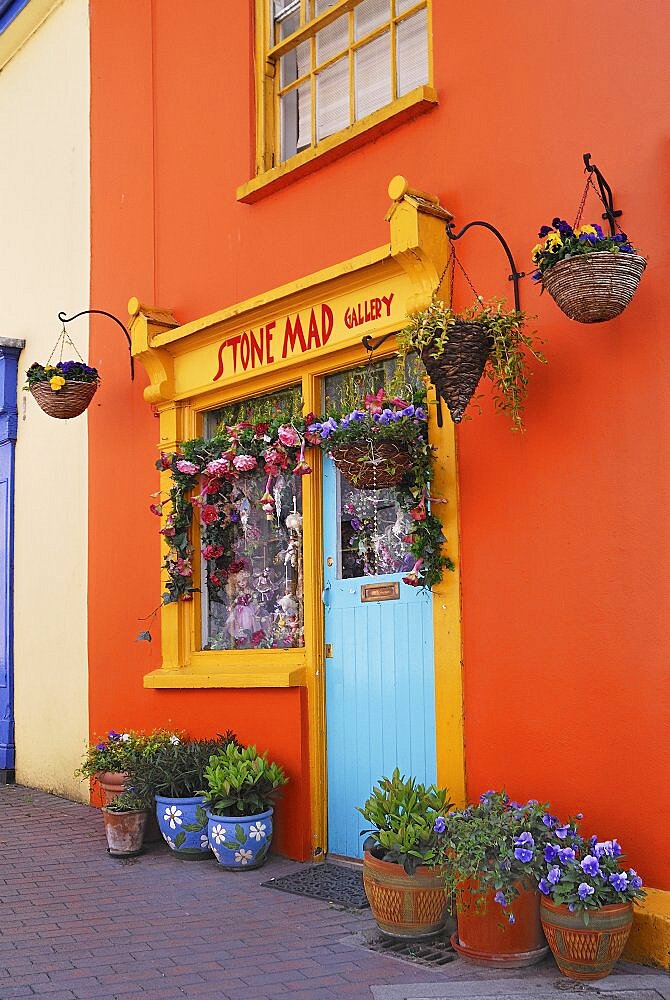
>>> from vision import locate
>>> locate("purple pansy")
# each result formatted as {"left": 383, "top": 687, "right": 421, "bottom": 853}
{"left": 554, "top": 824, "right": 570, "bottom": 840}
{"left": 538, "top": 225, "right": 552, "bottom": 238}
{"left": 547, "top": 866, "right": 562, "bottom": 886}
{"left": 514, "top": 832, "right": 534, "bottom": 849}
{"left": 581, "top": 855, "right": 601, "bottom": 877}
{"left": 538, "top": 878, "right": 552, "bottom": 896}
{"left": 578, "top": 882, "right": 595, "bottom": 901}
{"left": 544, "top": 844, "right": 559, "bottom": 862}
{"left": 514, "top": 848, "right": 534, "bottom": 863}
{"left": 433, "top": 816, "right": 446, "bottom": 834}
{"left": 508, "top": 913, "right": 516, "bottom": 925}
{"left": 609, "top": 872, "right": 629, "bottom": 892}
{"left": 494, "top": 891, "right": 507, "bottom": 907}
{"left": 628, "top": 869, "right": 643, "bottom": 889}
{"left": 558, "top": 847, "right": 576, "bottom": 865}
{"left": 542, "top": 814, "right": 557, "bottom": 829}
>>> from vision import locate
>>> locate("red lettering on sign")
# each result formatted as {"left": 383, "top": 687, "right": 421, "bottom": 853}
{"left": 250, "top": 328, "right": 264, "bottom": 367}
{"left": 282, "top": 313, "right": 307, "bottom": 359}
{"left": 265, "top": 321, "right": 275, "bottom": 364}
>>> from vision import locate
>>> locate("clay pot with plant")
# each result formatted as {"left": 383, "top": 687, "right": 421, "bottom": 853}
{"left": 434, "top": 791, "right": 581, "bottom": 968}
{"left": 537, "top": 834, "right": 645, "bottom": 980}
{"left": 401, "top": 296, "right": 546, "bottom": 431}
{"left": 101, "top": 791, "right": 150, "bottom": 857}
{"left": 357, "top": 770, "right": 453, "bottom": 940}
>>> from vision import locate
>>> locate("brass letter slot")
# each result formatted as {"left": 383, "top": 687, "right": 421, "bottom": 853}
{"left": 361, "top": 582, "right": 400, "bottom": 603}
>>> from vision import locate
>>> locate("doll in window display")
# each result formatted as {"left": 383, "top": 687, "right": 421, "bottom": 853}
{"left": 225, "top": 567, "right": 261, "bottom": 644}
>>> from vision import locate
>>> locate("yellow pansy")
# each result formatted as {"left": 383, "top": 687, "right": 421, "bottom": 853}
{"left": 576, "top": 224, "right": 597, "bottom": 236}
{"left": 545, "top": 232, "right": 563, "bottom": 249}
{"left": 531, "top": 243, "right": 544, "bottom": 262}
{"left": 49, "top": 375, "right": 66, "bottom": 391}
{"left": 44, "top": 364, "right": 56, "bottom": 372}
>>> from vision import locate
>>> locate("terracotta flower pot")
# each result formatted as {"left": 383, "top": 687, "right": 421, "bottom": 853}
{"left": 450, "top": 880, "right": 548, "bottom": 967}
{"left": 362, "top": 851, "right": 448, "bottom": 940}
{"left": 102, "top": 808, "right": 148, "bottom": 857}
{"left": 97, "top": 771, "right": 128, "bottom": 804}
{"left": 540, "top": 897, "right": 633, "bottom": 981}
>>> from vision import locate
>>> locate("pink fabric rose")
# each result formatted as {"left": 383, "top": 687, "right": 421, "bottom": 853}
{"left": 233, "top": 454, "right": 257, "bottom": 472}
{"left": 277, "top": 424, "right": 300, "bottom": 447}
{"left": 205, "top": 458, "right": 230, "bottom": 477}
{"left": 202, "top": 543, "right": 224, "bottom": 560}
{"left": 175, "top": 460, "right": 199, "bottom": 475}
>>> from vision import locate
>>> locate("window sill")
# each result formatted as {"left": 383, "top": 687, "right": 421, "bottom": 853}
{"left": 143, "top": 652, "right": 307, "bottom": 689}
{"left": 237, "top": 86, "right": 438, "bottom": 205}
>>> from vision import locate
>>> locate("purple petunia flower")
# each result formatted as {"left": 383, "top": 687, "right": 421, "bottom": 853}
{"left": 433, "top": 816, "right": 446, "bottom": 834}
{"left": 547, "top": 866, "right": 562, "bottom": 885}
{"left": 514, "top": 848, "right": 534, "bottom": 864}
{"left": 494, "top": 891, "right": 507, "bottom": 907}
{"left": 538, "top": 878, "right": 552, "bottom": 896}
{"left": 555, "top": 824, "right": 570, "bottom": 840}
{"left": 609, "top": 872, "right": 629, "bottom": 892}
{"left": 544, "top": 844, "right": 559, "bottom": 862}
{"left": 542, "top": 814, "right": 557, "bottom": 829}
{"left": 558, "top": 847, "right": 576, "bottom": 865}
{"left": 578, "top": 882, "right": 595, "bottom": 901}
{"left": 581, "top": 855, "right": 601, "bottom": 877}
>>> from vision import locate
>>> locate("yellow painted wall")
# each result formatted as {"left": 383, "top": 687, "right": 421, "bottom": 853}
{"left": 0, "top": 0, "right": 90, "bottom": 800}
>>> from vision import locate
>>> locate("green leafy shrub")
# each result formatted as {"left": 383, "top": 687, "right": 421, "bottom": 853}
{"left": 357, "top": 769, "right": 453, "bottom": 875}
{"left": 103, "top": 790, "right": 151, "bottom": 813}
{"left": 201, "top": 744, "right": 288, "bottom": 817}
{"left": 131, "top": 732, "right": 238, "bottom": 800}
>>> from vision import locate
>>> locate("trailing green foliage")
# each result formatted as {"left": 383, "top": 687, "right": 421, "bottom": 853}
{"left": 201, "top": 743, "right": 288, "bottom": 818}
{"left": 357, "top": 769, "right": 453, "bottom": 876}
{"left": 400, "top": 296, "right": 546, "bottom": 432}
{"left": 103, "top": 790, "right": 151, "bottom": 813}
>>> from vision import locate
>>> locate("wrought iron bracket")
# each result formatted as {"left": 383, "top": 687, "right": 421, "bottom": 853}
{"left": 445, "top": 219, "right": 525, "bottom": 312}
{"left": 361, "top": 331, "right": 395, "bottom": 354}
{"left": 583, "top": 152, "right": 622, "bottom": 236}
{"left": 58, "top": 309, "right": 134, "bottom": 380}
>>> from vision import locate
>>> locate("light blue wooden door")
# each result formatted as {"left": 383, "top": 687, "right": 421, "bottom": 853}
{"left": 323, "top": 454, "right": 437, "bottom": 859}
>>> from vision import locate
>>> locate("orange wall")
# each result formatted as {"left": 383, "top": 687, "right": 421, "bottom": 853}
{"left": 90, "top": 1, "right": 670, "bottom": 881}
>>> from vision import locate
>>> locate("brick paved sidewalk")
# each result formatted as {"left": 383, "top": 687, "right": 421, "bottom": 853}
{"left": 0, "top": 786, "right": 663, "bottom": 1000}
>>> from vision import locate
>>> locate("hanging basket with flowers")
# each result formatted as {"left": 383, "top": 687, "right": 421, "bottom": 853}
{"left": 24, "top": 324, "right": 100, "bottom": 419}
{"left": 531, "top": 219, "right": 646, "bottom": 324}
{"left": 26, "top": 361, "right": 100, "bottom": 419}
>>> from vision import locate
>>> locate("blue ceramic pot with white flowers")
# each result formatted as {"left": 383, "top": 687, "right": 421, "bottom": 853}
{"left": 156, "top": 795, "right": 211, "bottom": 859}
{"left": 207, "top": 807, "right": 273, "bottom": 870}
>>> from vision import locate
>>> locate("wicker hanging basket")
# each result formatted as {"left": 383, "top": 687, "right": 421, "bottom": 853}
{"left": 330, "top": 441, "right": 413, "bottom": 490}
{"left": 420, "top": 320, "right": 493, "bottom": 424}
{"left": 542, "top": 251, "right": 646, "bottom": 323}
{"left": 30, "top": 380, "right": 98, "bottom": 419}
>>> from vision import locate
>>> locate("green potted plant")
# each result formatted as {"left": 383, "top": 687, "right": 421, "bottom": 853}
{"left": 25, "top": 360, "right": 100, "bottom": 419}
{"left": 132, "top": 732, "right": 238, "bottom": 859}
{"left": 400, "top": 296, "right": 545, "bottom": 431}
{"left": 531, "top": 219, "right": 646, "bottom": 323}
{"left": 201, "top": 744, "right": 288, "bottom": 870}
{"left": 538, "top": 833, "right": 645, "bottom": 980}
{"left": 101, "top": 790, "right": 151, "bottom": 857}
{"left": 357, "top": 769, "right": 453, "bottom": 940}
{"left": 75, "top": 730, "right": 140, "bottom": 804}
{"left": 434, "top": 790, "right": 579, "bottom": 967}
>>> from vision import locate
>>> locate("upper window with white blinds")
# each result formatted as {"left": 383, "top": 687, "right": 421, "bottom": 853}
{"left": 269, "top": 0, "right": 430, "bottom": 164}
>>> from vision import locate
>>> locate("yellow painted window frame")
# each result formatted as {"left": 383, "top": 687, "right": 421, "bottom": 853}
{"left": 238, "top": 0, "right": 436, "bottom": 202}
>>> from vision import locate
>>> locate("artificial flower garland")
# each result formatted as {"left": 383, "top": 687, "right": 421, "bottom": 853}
{"left": 151, "top": 396, "right": 453, "bottom": 610}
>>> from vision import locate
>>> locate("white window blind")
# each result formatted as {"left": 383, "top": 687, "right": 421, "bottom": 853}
{"left": 355, "top": 31, "right": 391, "bottom": 120}
{"left": 396, "top": 7, "right": 428, "bottom": 96}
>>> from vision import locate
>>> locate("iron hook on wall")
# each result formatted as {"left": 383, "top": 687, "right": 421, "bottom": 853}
{"left": 445, "top": 219, "right": 525, "bottom": 313}
{"left": 57, "top": 308, "right": 134, "bottom": 380}
{"left": 582, "top": 152, "right": 622, "bottom": 237}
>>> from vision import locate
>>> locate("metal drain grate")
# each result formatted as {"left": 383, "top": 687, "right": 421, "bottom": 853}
{"left": 261, "top": 862, "right": 369, "bottom": 909}
{"left": 360, "top": 928, "right": 457, "bottom": 968}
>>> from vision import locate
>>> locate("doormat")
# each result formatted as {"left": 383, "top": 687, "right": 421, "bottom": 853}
{"left": 359, "top": 928, "right": 457, "bottom": 968}
{"left": 261, "top": 862, "right": 369, "bottom": 909}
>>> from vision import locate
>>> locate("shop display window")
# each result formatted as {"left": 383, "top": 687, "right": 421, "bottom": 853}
{"left": 200, "top": 387, "right": 305, "bottom": 651}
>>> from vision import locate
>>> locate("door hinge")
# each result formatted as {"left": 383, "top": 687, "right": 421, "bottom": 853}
{"left": 325, "top": 643, "right": 333, "bottom": 658}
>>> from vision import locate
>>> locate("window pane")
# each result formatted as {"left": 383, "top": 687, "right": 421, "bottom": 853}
{"left": 280, "top": 80, "right": 311, "bottom": 160}
{"left": 354, "top": 0, "right": 390, "bottom": 40}
{"left": 338, "top": 481, "right": 414, "bottom": 579}
{"left": 201, "top": 388, "right": 305, "bottom": 652}
{"left": 354, "top": 30, "right": 391, "bottom": 120}
{"left": 394, "top": 0, "right": 420, "bottom": 13}
{"left": 396, "top": 7, "right": 428, "bottom": 95}
{"left": 316, "top": 12, "right": 348, "bottom": 64}
{"left": 316, "top": 55, "right": 350, "bottom": 139}
{"left": 314, "top": 0, "right": 339, "bottom": 14}
{"left": 273, "top": 1, "right": 300, "bottom": 46}
{"left": 279, "top": 38, "right": 309, "bottom": 87}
